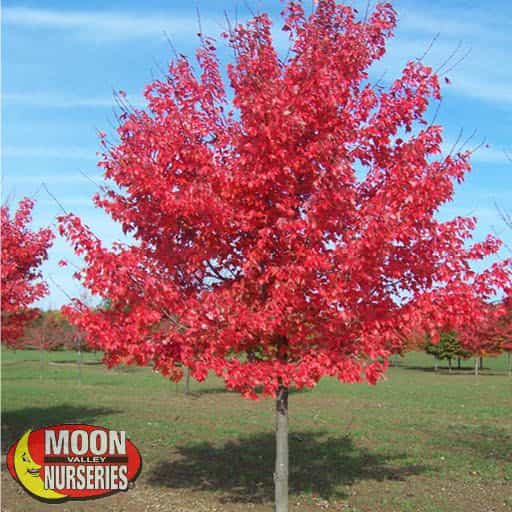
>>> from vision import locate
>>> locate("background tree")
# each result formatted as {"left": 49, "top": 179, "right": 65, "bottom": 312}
{"left": 462, "top": 298, "right": 512, "bottom": 376}
{"left": 1, "top": 198, "right": 54, "bottom": 345}
{"left": 21, "top": 310, "right": 73, "bottom": 379}
{"left": 389, "top": 329, "right": 427, "bottom": 366}
{"left": 495, "top": 204, "right": 512, "bottom": 374}
{"left": 499, "top": 297, "right": 512, "bottom": 375}
{"left": 59, "top": 1, "right": 511, "bottom": 510}
{"left": 425, "top": 331, "right": 470, "bottom": 372}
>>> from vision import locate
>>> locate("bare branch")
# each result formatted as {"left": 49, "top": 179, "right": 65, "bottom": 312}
{"left": 435, "top": 40, "right": 463, "bottom": 75}
{"left": 416, "top": 32, "right": 440, "bottom": 62}
{"left": 42, "top": 182, "right": 68, "bottom": 215}
{"left": 48, "top": 274, "right": 76, "bottom": 304}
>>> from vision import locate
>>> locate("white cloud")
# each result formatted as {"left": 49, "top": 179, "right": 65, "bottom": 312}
{"left": 7, "top": 5, "right": 509, "bottom": 108}
{"left": 439, "top": 205, "right": 499, "bottom": 222}
{"left": 370, "top": 2, "right": 512, "bottom": 109}
{"left": 470, "top": 147, "right": 511, "bottom": 166}
{"left": 3, "top": 6, "right": 225, "bottom": 42}
{"left": 397, "top": 8, "right": 510, "bottom": 44}
{"left": 3, "top": 173, "right": 104, "bottom": 185}
{"left": 2, "top": 92, "right": 145, "bottom": 109}
{"left": 394, "top": 39, "right": 512, "bottom": 108}
{"left": 447, "top": 77, "right": 512, "bottom": 107}
{"left": 3, "top": 146, "right": 99, "bottom": 160}
{"left": 38, "top": 197, "right": 98, "bottom": 207}
{"left": 380, "top": 37, "right": 512, "bottom": 108}
{"left": 440, "top": 141, "right": 510, "bottom": 165}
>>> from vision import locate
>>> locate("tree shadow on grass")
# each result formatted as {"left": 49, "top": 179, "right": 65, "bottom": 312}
{"left": 48, "top": 360, "right": 104, "bottom": 366}
{"left": 400, "top": 365, "right": 507, "bottom": 376}
{"left": 1, "top": 405, "right": 120, "bottom": 453}
{"left": 183, "top": 385, "right": 312, "bottom": 399}
{"left": 147, "top": 431, "right": 426, "bottom": 503}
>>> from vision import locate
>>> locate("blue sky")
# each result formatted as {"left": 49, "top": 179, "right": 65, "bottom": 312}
{"left": 2, "top": 0, "right": 511, "bottom": 308}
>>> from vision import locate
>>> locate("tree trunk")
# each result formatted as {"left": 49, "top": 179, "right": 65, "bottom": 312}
{"left": 479, "top": 357, "right": 483, "bottom": 370}
{"left": 448, "top": 358, "right": 452, "bottom": 373}
{"left": 457, "top": 357, "right": 461, "bottom": 369}
{"left": 77, "top": 337, "right": 82, "bottom": 386}
{"left": 184, "top": 367, "right": 190, "bottom": 396}
{"left": 434, "top": 360, "right": 439, "bottom": 372}
{"left": 39, "top": 347, "right": 44, "bottom": 381}
{"left": 474, "top": 357, "right": 479, "bottom": 377}
{"left": 507, "top": 352, "right": 511, "bottom": 377}
{"left": 274, "top": 385, "right": 289, "bottom": 512}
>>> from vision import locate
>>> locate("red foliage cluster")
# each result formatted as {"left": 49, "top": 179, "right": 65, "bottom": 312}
{"left": 460, "top": 295, "right": 512, "bottom": 356}
{"left": 20, "top": 310, "right": 78, "bottom": 351}
{"left": 501, "top": 296, "right": 512, "bottom": 353}
{"left": 59, "top": 1, "right": 511, "bottom": 398}
{"left": 1, "top": 198, "right": 54, "bottom": 345}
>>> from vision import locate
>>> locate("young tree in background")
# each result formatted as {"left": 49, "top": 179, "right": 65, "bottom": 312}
{"left": 462, "top": 298, "right": 512, "bottom": 376}
{"left": 496, "top": 205, "right": 512, "bottom": 374}
{"left": 425, "top": 331, "right": 470, "bottom": 372}
{"left": 1, "top": 198, "right": 54, "bottom": 345}
{"left": 59, "top": 1, "right": 511, "bottom": 510}
{"left": 22, "top": 310, "right": 72, "bottom": 379}
{"left": 500, "top": 297, "right": 512, "bottom": 375}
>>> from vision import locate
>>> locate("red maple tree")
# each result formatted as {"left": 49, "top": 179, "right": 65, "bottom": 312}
{"left": 1, "top": 198, "right": 54, "bottom": 345}
{"left": 22, "top": 310, "right": 76, "bottom": 351}
{"left": 461, "top": 296, "right": 512, "bottom": 375}
{"left": 500, "top": 296, "right": 512, "bottom": 375}
{"left": 59, "top": 2, "right": 511, "bottom": 508}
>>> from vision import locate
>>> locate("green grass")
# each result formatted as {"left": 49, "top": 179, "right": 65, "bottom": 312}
{"left": 2, "top": 348, "right": 512, "bottom": 512}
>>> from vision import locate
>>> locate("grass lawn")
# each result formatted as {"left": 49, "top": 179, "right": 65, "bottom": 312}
{"left": 2, "top": 348, "right": 511, "bottom": 512}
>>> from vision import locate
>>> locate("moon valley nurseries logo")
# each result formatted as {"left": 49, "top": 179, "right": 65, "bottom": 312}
{"left": 6, "top": 424, "right": 142, "bottom": 502}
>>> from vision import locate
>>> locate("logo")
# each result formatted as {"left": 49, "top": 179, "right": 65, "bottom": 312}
{"left": 6, "top": 424, "right": 142, "bottom": 502}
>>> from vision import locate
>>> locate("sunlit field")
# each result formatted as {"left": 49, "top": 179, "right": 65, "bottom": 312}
{"left": 2, "top": 348, "right": 511, "bottom": 512}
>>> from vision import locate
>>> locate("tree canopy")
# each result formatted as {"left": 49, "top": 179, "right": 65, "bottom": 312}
{"left": 1, "top": 198, "right": 53, "bottom": 344}
{"left": 59, "top": 0, "right": 511, "bottom": 398}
